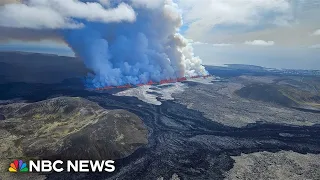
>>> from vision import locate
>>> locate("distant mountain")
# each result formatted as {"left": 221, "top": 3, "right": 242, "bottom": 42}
{"left": 225, "top": 64, "right": 265, "bottom": 70}
{"left": 205, "top": 64, "right": 320, "bottom": 78}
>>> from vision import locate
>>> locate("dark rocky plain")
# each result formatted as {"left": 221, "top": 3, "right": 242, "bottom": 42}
{"left": 0, "top": 79, "right": 319, "bottom": 180}
{"left": 0, "top": 52, "right": 320, "bottom": 180}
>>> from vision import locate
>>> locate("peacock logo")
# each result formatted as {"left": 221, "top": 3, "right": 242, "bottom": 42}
{"left": 9, "top": 160, "right": 29, "bottom": 172}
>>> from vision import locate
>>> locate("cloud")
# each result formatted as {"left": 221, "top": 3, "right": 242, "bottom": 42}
{"left": 0, "top": 0, "right": 136, "bottom": 29}
{"left": 131, "top": 0, "right": 164, "bottom": 9}
{"left": 193, "top": 41, "right": 208, "bottom": 45}
{"left": 212, "top": 43, "right": 233, "bottom": 47}
{"left": 193, "top": 41, "right": 233, "bottom": 47}
{"left": 98, "top": 0, "right": 110, "bottom": 6}
{"left": 309, "top": 44, "right": 320, "bottom": 49}
{"left": 312, "top": 29, "right": 320, "bottom": 36}
{"left": 244, "top": 40, "right": 275, "bottom": 46}
{"left": 177, "top": 0, "right": 320, "bottom": 48}
{"left": 0, "top": 4, "right": 82, "bottom": 29}
{"left": 178, "top": 0, "right": 292, "bottom": 41}
{"left": 212, "top": 25, "right": 320, "bottom": 47}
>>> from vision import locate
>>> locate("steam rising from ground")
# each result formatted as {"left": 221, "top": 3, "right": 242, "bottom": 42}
{"left": 0, "top": 0, "right": 208, "bottom": 87}
{"left": 115, "top": 83, "right": 186, "bottom": 105}
{"left": 64, "top": 0, "right": 208, "bottom": 87}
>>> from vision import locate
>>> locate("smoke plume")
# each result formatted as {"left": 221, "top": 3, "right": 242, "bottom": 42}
{"left": 0, "top": 0, "right": 208, "bottom": 87}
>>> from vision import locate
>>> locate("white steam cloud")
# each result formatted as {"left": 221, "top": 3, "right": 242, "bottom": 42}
{"left": 244, "top": 40, "right": 275, "bottom": 46}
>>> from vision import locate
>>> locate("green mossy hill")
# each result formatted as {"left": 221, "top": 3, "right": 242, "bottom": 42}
{"left": 0, "top": 97, "right": 148, "bottom": 175}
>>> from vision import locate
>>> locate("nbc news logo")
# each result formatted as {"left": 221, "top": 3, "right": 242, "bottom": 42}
{"left": 9, "top": 160, "right": 28, "bottom": 172}
{"left": 9, "top": 159, "right": 115, "bottom": 173}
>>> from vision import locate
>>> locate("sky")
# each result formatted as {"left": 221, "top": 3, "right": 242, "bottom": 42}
{"left": 0, "top": 0, "right": 319, "bottom": 70}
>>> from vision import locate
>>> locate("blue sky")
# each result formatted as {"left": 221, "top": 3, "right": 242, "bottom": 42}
{"left": 0, "top": 0, "right": 320, "bottom": 70}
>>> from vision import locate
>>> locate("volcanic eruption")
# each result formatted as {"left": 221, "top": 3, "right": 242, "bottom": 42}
{"left": 0, "top": 0, "right": 208, "bottom": 87}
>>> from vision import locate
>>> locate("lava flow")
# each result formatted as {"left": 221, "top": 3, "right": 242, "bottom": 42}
{"left": 93, "top": 75, "right": 212, "bottom": 91}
